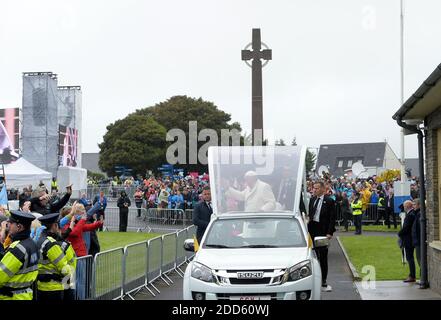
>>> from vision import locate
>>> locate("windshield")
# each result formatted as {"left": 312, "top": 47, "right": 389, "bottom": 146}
{"left": 208, "top": 146, "right": 306, "bottom": 215}
{"left": 203, "top": 217, "right": 306, "bottom": 248}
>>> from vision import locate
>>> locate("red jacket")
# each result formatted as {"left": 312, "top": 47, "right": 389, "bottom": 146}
{"left": 63, "top": 218, "right": 103, "bottom": 257}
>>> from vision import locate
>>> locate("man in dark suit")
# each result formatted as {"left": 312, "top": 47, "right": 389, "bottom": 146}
{"left": 412, "top": 198, "right": 421, "bottom": 270}
{"left": 308, "top": 181, "right": 336, "bottom": 292}
{"left": 398, "top": 200, "right": 416, "bottom": 282}
{"left": 192, "top": 187, "right": 213, "bottom": 244}
{"left": 385, "top": 190, "right": 397, "bottom": 229}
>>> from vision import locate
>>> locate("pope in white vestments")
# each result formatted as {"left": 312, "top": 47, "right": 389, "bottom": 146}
{"left": 225, "top": 171, "right": 276, "bottom": 212}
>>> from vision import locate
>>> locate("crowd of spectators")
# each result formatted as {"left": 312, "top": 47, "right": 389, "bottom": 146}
{"left": 305, "top": 173, "right": 421, "bottom": 231}
{"left": 0, "top": 181, "right": 104, "bottom": 259}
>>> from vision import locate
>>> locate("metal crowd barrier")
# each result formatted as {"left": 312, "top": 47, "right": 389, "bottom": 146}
{"left": 103, "top": 207, "right": 148, "bottom": 232}
{"left": 184, "top": 209, "right": 193, "bottom": 225}
{"left": 175, "top": 229, "right": 187, "bottom": 277}
{"left": 73, "top": 225, "right": 197, "bottom": 300}
{"left": 186, "top": 225, "right": 197, "bottom": 261}
{"left": 122, "top": 241, "right": 154, "bottom": 299}
{"left": 74, "top": 255, "right": 94, "bottom": 300}
{"left": 335, "top": 202, "right": 401, "bottom": 226}
{"left": 86, "top": 185, "right": 138, "bottom": 201}
{"left": 144, "top": 208, "right": 187, "bottom": 232}
{"left": 161, "top": 233, "right": 177, "bottom": 282}
{"left": 147, "top": 236, "right": 162, "bottom": 294}
{"left": 93, "top": 248, "right": 124, "bottom": 300}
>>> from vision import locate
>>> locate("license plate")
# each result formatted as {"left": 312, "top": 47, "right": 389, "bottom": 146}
{"left": 230, "top": 296, "right": 271, "bottom": 300}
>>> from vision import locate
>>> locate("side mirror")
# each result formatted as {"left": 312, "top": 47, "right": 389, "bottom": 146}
{"left": 314, "top": 236, "right": 330, "bottom": 248}
{"left": 184, "top": 239, "right": 195, "bottom": 252}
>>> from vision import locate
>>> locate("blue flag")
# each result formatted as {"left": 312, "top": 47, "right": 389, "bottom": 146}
{"left": 0, "top": 186, "right": 8, "bottom": 205}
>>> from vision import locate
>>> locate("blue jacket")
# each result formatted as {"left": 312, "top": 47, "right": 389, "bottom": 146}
{"left": 79, "top": 197, "right": 92, "bottom": 208}
{"left": 93, "top": 195, "right": 107, "bottom": 212}
{"left": 370, "top": 192, "right": 379, "bottom": 204}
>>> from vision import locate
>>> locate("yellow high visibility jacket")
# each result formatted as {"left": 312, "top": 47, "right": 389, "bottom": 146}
{"left": 351, "top": 199, "right": 363, "bottom": 216}
{"left": 51, "top": 181, "right": 58, "bottom": 189}
{"left": 378, "top": 197, "right": 385, "bottom": 209}
{"left": 0, "top": 234, "right": 39, "bottom": 300}
{"left": 37, "top": 233, "right": 71, "bottom": 292}
{"left": 59, "top": 240, "right": 77, "bottom": 290}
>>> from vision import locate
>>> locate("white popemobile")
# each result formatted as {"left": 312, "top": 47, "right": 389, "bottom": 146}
{"left": 183, "top": 146, "right": 328, "bottom": 300}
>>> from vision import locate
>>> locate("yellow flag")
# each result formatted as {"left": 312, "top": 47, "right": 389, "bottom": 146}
{"left": 193, "top": 235, "right": 199, "bottom": 252}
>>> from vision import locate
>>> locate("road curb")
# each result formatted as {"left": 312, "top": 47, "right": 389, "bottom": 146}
{"left": 336, "top": 236, "right": 361, "bottom": 281}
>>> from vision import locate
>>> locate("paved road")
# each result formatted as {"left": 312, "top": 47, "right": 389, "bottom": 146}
{"left": 135, "top": 231, "right": 361, "bottom": 300}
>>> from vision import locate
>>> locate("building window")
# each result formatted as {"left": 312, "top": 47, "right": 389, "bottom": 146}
{"left": 347, "top": 160, "right": 353, "bottom": 167}
{"left": 338, "top": 160, "right": 343, "bottom": 168}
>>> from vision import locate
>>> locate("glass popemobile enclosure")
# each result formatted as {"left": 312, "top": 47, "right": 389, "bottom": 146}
{"left": 183, "top": 146, "right": 327, "bottom": 300}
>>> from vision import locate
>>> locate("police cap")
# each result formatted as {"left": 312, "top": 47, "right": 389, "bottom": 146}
{"left": 8, "top": 211, "right": 36, "bottom": 227}
{"left": 38, "top": 212, "right": 60, "bottom": 226}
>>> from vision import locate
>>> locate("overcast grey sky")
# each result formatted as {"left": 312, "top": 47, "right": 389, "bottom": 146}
{"left": 1, "top": 0, "right": 441, "bottom": 158}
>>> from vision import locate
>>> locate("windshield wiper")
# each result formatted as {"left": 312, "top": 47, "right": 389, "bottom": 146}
{"left": 236, "top": 245, "right": 279, "bottom": 248}
{"left": 204, "top": 244, "right": 231, "bottom": 248}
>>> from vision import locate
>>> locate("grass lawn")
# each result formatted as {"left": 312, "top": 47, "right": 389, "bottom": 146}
{"left": 339, "top": 236, "right": 420, "bottom": 281}
{"left": 97, "top": 231, "right": 161, "bottom": 251}
{"left": 346, "top": 225, "right": 400, "bottom": 233}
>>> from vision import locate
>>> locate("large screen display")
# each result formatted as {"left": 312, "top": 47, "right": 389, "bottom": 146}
{"left": 58, "top": 124, "right": 78, "bottom": 167}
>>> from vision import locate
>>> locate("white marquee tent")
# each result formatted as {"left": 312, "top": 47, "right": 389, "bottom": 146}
{"left": 2, "top": 157, "right": 52, "bottom": 189}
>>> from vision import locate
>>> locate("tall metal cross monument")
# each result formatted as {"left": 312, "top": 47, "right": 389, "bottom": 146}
{"left": 241, "top": 28, "right": 272, "bottom": 145}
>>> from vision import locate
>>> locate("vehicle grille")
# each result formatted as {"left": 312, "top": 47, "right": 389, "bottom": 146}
{"left": 229, "top": 278, "right": 272, "bottom": 285}
{"left": 217, "top": 293, "right": 278, "bottom": 300}
{"left": 226, "top": 269, "right": 274, "bottom": 273}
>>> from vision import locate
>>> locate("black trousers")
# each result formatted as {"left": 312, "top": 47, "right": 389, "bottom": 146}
{"left": 63, "top": 288, "right": 75, "bottom": 301}
{"left": 353, "top": 214, "right": 363, "bottom": 234}
{"left": 135, "top": 202, "right": 142, "bottom": 217}
{"left": 315, "top": 246, "right": 328, "bottom": 285}
{"left": 374, "top": 208, "right": 387, "bottom": 224}
{"left": 89, "top": 230, "right": 101, "bottom": 257}
{"left": 308, "top": 222, "right": 329, "bottom": 285}
{"left": 386, "top": 208, "right": 397, "bottom": 229}
{"left": 97, "top": 210, "right": 105, "bottom": 231}
{"left": 342, "top": 211, "right": 351, "bottom": 231}
{"left": 404, "top": 245, "right": 416, "bottom": 278}
{"left": 37, "top": 290, "right": 64, "bottom": 301}
{"left": 119, "top": 209, "right": 128, "bottom": 232}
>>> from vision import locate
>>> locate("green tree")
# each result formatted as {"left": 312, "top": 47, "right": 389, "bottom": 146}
{"left": 136, "top": 95, "right": 241, "bottom": 134}
{"left": 98, "top": 114, "right": 167, "bottom": 176}
{"left": 306, "top": 149, "right": 317, "bottom": 174}
{"left": 135, "top": 95, "right": 242, "bottom": 172}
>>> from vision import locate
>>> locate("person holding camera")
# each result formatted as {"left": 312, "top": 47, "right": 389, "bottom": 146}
{"left": 117, "top": 191, "right": 131, "bottom": 232}
{"left": 30, "top": 184, "right": 72, "bottom": 215}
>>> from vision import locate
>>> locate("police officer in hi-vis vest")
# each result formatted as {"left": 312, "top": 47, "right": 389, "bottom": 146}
{"left": 351, "top": 192, "right": 363, "bottom": 235}
{"left": 0, "top": 211, "right": 39, "bottom": 300}
{"left": 36, "top": 213, "right": 72, "bottom": 301}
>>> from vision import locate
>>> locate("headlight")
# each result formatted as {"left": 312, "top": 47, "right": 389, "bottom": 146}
{"left": 191, "top": 262, "right": 215, "bottom": 283}
{"left": 282, "top": 261, "right": 312, "bottom": 283}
